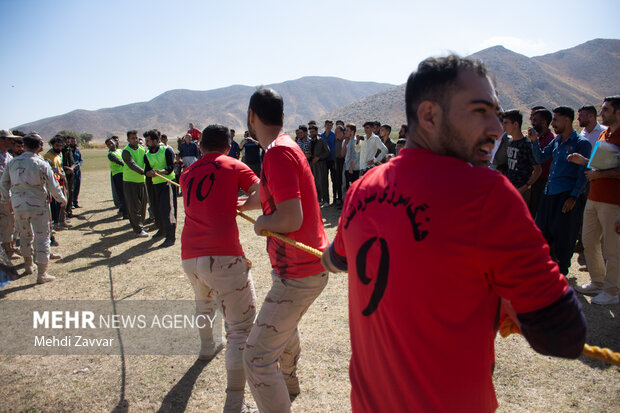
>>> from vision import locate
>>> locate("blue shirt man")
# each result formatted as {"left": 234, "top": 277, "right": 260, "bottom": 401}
{"left": 227, "top": 129, "right": 240, "bottom": 159}
{"left": 531, "top": 106, "right": 592, "bottom": 275}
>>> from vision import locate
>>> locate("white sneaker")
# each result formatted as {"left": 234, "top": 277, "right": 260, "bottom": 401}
{"left": 591, "top": 291, "right": 619, "bottom": 305}
{"left": 321, "top": 202, "right": 329, "bottom": 208}
{"left": 574, "top": 282, "right": 602, "bottom": 295}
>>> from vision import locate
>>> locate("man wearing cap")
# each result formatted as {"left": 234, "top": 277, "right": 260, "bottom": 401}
{"left": 0, "top": 133, "right": 66, "bottom": 283}
{"left": 0, "top": 130, "right": 19, "bottom": 259}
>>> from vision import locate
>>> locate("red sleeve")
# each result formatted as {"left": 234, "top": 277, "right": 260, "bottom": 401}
{"left": 237, "top": 161, "right": 259, "bottom": 193}
{"left": 478, "top": 176, "right": 568, "bottom": 314}
{"left": 264, "top": 146, "right": 301, "bottom": 204}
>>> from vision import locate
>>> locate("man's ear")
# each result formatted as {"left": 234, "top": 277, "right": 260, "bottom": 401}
{"left": 416, "top": 101, "right": 442, "bottom": 136}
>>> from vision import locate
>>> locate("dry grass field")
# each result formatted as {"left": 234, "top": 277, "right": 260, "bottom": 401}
{"left": 0, "top": 148, "right": 618, "bottom": 412}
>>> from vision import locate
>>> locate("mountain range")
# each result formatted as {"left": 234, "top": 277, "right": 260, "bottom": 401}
{"left": 327, "top": 38, "right": 620, "bottom": 128}
{"left": 14, "top": 38, "right": 620, "bottom": 141}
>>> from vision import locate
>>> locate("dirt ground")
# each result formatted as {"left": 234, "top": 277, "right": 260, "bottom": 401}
{"left": 0, "top": 149, "right": 618, "bottom": 412}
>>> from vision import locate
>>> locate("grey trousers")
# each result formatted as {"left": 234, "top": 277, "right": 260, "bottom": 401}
{"left": 122, "top": 181, "right": 147, "bottom": 234}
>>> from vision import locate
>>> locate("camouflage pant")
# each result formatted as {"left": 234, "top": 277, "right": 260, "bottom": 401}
{"left": 244, "top": 271, "right": 328, "bottom": 413}
{"left": 182, "top": 255, "right": 257, "bottom": 369}
{"left": 0, "top": 201, "right": 14, "bottom": 243}
{"left": 14, "top": 209, "right": 50, "bottom": 263}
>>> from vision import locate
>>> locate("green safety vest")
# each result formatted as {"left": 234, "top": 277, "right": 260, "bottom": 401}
{"left": 108, "top": 148, "right": 124, "bottom": 176}
{"left": 122, "top": 144, "right": 146, "bottom": 183}
{"left": 146, "top": 145, "right": 175, "bottom": 184}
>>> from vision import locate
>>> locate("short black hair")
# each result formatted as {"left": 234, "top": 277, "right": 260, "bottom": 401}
{"left": 143, "top": 129, "right": 161, "bottom": 141}
{"left": 308, "top": 124, "right": 318, "bottom": 131}
{"left": 530, "top": 105, "right": 547, "bottom": 112}
{"left": 248, "top": 87, "right": 283, "bottom": 127}
{"left": 578, "top": 105, "right": 597, "bottom": 117}
{"left": 298, "top": 125, "right": 308, "bottom": 132}
{"left": 49, "top": 135, "right": 65, "bottom": 146}
{"left": 23, "top": 133, "right": 43, "bottom": 150}
{"left": 405, "top": 55, "right": 488, "bottom": 128}
{"left": 127, "top": 130, "right": 138, "bottom": 138}
{"left": 201, "top": 124, "right": 231, "bottom": 152}
{"left": 553, "top": 106, "right": 575, "bottom": 122}
{"left": 381, "top": 124, "right": 392, "bottom": 133}
{"left": 400, "top": 124, "right": 408, "bottom": 132}
{"left": 604, "top": 95, "right": 620, "bottom": 111}
{"left": 10, "top": 129, "right": 25, "bottom": 137}
{"left": 532, "top": 108, "right": 552, "bottom": 126}
{"left": 501, "top": 109, "right": 523, "bottom": 128}
{"left": 105, "top": 137, "right": 116, "bottom": 145}
{"left": 363, "top": 121, "right": 374, "bottom": 128}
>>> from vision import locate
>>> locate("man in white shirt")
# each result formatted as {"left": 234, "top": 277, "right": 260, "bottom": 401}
{"left": 578, "top": 105, "right": 606, "bottom": 147}
{"left": 355, "top": 121, "right": 387, "bottom": 175}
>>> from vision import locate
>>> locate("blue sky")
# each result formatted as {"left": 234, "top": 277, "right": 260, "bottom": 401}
{"left": 1, "top": 0, "right": 618, "bottom": 128}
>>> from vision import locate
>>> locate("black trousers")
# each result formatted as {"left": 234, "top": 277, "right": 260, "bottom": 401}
{"left": 153, "top": 182, "right": 177, "bottom": 241}
{"left": 535, "top": 191, "right": 586, "bottom": 275}
{"left": 528, "top": 177, "right": 547, "bottom": 218}
{"left": 344, "top": 170, "right": 360, "bottom": 191}
{"left": 311, "top": 161, "right": 329, "bottom": 204}
{"left": 112, "top": 173, "right": 126, "bottom": 217}
{"left": 334, "top": 157, "right": 345, "bottom": 203}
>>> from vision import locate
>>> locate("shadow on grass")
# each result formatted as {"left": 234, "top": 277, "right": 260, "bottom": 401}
{"left": 0, "top": 282, "right": 38, "bottom": 299}
{"left": 320, "top": 204, "right": 342, "bottom": 229}
{"left": 156, "top": 358, "right": 211, "bottom": 413}
{"left": 62, "top": 232, "right": 160, "bottom": 272}
{"left": 568, "top": 276, "right": 620, "bottom": 370}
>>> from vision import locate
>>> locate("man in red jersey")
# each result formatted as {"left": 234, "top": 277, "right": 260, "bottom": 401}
{"left": 180, "top": 124, "right": 260, "bottom": 412}
{"left": 187, "top": 122, "right": 201, "bottom": 142}
{"left": 322, "top": 56, "right": 586, "bottom": 413}
{"left": 239, "top": 87, "right": 329, "bottom": 412}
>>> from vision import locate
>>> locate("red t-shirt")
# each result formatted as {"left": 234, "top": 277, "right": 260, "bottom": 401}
{"left": 260, "top": 133, "right": 328, "bottom": 278}
{"left": 332, "top": 148, "right": 568, "bottom": 413}
{"left": 588, "top": 128, "right": 620, "bottom": 206}
{"left": 180, "top": 153, "right": 259, "bottom": 260}
{"left": 187, "top": 128, "right": 201, "bottom": 142}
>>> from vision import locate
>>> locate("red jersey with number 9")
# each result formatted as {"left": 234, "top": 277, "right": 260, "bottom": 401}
{"left": 332, "top": 148, "right": 568, "bottom": 412}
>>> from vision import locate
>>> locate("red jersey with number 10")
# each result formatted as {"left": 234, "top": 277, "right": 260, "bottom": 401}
{"left": 260, "top": 134, "right": 328, "bottom": 278}
{"left": 180, "top": 153, "right": 259, "bottom": 260}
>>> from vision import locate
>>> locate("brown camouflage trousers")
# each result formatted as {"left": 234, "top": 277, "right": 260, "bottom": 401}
{"left": 0, "top": 202, "right": 14, "bottom": 243}
{"left": 182, "top": 255, "right": 257, "bottom": 371}
{"left": 244, "top": 271, "right": 328, "bottom": 413}
{"left": 14, "top": 209, "right": 50, "bottom": 263}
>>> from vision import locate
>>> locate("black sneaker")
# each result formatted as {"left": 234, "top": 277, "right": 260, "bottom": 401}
{"left": 159, "top": 239, "right": 175, "bottom": 248}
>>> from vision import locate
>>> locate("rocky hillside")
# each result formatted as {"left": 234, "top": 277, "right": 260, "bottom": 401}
{"left": 14, "top": 77, "right": 393, "bottom": 141}
{"left": 327, "top": 38, "right": 620, "bottom": 128}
